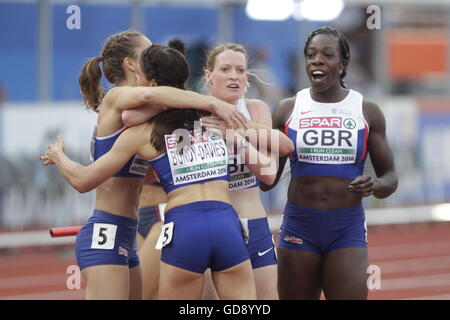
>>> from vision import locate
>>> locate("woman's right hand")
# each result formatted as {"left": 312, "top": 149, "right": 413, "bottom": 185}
{"left": 211, "top": 99, "right": 247, "bottom": 130}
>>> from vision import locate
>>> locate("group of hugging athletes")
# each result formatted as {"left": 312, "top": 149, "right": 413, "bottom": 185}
{"left": 40, "top": 26, "right": 398, "bottom": 300}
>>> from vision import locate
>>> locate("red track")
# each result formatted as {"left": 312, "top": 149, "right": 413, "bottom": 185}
{"left": 0, "top": 221, "right": 449, "bottom": 300}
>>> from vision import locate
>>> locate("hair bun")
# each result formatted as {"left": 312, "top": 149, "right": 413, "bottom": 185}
{"left": 168, "top": 38, "right": 186, "bottom": 55}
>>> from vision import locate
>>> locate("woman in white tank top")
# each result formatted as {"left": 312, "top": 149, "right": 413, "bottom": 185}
{"left": 201, "top": 43, "right": 294, "bottom": 300}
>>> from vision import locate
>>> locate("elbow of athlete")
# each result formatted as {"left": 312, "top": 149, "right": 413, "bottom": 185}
{"left": 121, "top": 111, "right": 133, "bottom": 127}
{"left": 260, "top": 175, "right": 276, "bottom": 186}
{"left": 71, "top": 177, "right": 94, "bottom": 194}
{"left": 141, "top": 90, "right": 157, "bottom": 105}
{"left": 259, "top": 180, "right": 276, "bottom": 192}
{"left": 279, "top": 140, "right": 295, "bottom": 157}
{"left": 258, "top": 168, "right": 277, "bottom": 186}
{"left": 373, "top": 173, "right": 399, "bottom": 199}
{"left": 74, "top": 182, "right": 91, "bottom": 194}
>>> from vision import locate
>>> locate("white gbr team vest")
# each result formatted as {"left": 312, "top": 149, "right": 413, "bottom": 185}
{"left": 228, "top": 99, "right": 260, "bottom": 191}
{"left": 286, "top": 88, "right": 369, "bottom": 179}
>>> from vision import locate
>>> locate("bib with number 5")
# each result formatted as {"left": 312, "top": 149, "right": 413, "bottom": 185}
{"left": 155, "top": 222, "right": 174, "bottom": 249}
{"left": 91, "top": 223, "right": 117, "bottom": 249}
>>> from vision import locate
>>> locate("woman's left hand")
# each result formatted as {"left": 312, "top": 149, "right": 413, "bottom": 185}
{"left": 200, "top": 115, "right": 228, "bottom": 137}
{"left": 40, "top": 135, "right": 65, "bottom": 166}
{"left": 210, "top": 101, "right": 248, "bottom": 130}
{"left": 347, "top": 174, "right": 374, "bottom": 197}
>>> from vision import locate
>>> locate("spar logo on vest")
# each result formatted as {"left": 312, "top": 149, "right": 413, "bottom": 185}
{"left": 297, "top": 116, "right": 358, "bottom": 164}
{"left": 165, "top": 128, "right": 228, "bottom": 185}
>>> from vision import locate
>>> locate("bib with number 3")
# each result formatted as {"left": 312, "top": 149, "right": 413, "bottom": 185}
{"left": 155, "top": 222, "right": 174, "bottom": 249}
{"left": 91, "top": 223, "right": 117, "bottom": 249}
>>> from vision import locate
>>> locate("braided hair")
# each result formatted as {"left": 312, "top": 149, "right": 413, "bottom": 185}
{"left": 304, "top": 26, "right": 350, "bottom": 88}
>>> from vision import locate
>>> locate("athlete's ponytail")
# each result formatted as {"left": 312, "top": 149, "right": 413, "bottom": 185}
{"left": 79, "top": 56, "right": 105, "bottom": 112}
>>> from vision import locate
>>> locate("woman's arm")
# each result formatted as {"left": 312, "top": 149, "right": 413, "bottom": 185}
{"left": 348, "top": 100, "right": 398, "bottom": 198}
{"left": 259, "top": 96, "right": 296, "bottom": 191}
{"left": 230, "top": 130, "right": 277, "bottom": 185}
{"left": 246, "top": 99, "right": 294, "bottom": 157}
{"left": 40, "top": 126, "right": 147, "bottom": 193}
{"left": 201, "top": 99, "right": 294, "bottom": 157}
{"left": 243, "top": 120, "right": 294, "bottom": 157}
{"left": 121, "top": 105, "right": 168, "bottom": 126}
{"left": 118, "top": 87, "right": 247, "bottom": 130}
{"left": 202, "top": 99, "right": 288, "bottom": 186}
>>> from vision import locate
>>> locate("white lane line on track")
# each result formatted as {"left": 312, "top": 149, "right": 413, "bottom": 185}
{"left": 0, "top": 274, "right": 66, "bottom": 289}
{"left": 403, "top": 293, "right": 450, "bottom": 300}
{"left": 369, "top": 241, "right": 450, "bottom": 260}
{"left": 378, "top": 273, "right": 450, "bottom": 291}
{"left": 371, "top": 255, "right": 450, "bottom": 274}
{"left": 2, "top": 289, "right": 85, "bottom": 300}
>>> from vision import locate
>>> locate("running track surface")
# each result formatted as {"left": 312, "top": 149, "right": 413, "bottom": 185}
{"left": 0, "top": 221, "right": 449, "bottom": 300}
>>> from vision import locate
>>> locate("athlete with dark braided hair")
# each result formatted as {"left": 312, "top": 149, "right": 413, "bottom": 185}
{"left": 261, "top": 26, "right": 398, "bottom": 300}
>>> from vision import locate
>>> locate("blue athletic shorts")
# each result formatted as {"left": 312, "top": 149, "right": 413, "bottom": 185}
{"left": 161, "top": 201, "right": 250, "bottom": 274}
{"left": 76, "top": 209, "right": 140, "bottom": 270}
{"left": 137, "top": 205, "right": 161, "bottom": 238}
{"left": 245, "top": 217, "right": 277, "bottom": 269}
{"left": 278, "top": 203, "right": 368, "bottom": 254}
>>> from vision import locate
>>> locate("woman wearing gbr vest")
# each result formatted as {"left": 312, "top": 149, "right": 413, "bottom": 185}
{"left": 261, "top": 26, "right": 398, "bottom": 299}
{"left": 41, "top": 32, "right": 244, "bottom": 300}
{"left": 200, "top": 43, "right": 294, "bottom": 300}
{"left": 124, "top": 43, "right": 295, "bottom": 299}
{"left": 41, "top": 44, "right": 256, "bottom": 300}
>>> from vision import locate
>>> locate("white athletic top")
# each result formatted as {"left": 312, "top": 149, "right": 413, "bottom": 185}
{"left": 228, "top": 99, "right": 260, "bottom": 191}
{"left": 284, "top": 88, "right": 369, "bottom": 179}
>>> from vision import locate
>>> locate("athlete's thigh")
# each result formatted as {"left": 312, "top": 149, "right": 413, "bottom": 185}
{"left": 322, "top": 247, "right": 368, "bottom": 300}
{"left": 82, "top": 264, "right": 130, "bottom": 300}
{"left": 129, "top": 265, "right": 143, "bottom": 300}
{"left": 201, "top": 268, "right": 219, "bottom": 300}
{"left": 139, "top": 221, "right": 163, "bottom": 299}
{"left": 136, "top": 233, "right": 145, "bottom": 249}
{"left": 253, "top": 264, "right": 278, "bottom": 300}
{"left": 159, "top": 261, "right": 204, "bottom": 300}
{"left": 212, "top": 260, "right": 256, "bottom": 300}
{"left": 277, "top": 247, "right": 322, "bottom": 300}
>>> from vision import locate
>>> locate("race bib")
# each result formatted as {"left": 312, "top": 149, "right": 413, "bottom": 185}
{"left": 165, "top": 128, "right": 228, "bottom": 185}
{"left": 297, "top": 116, "right": 358, "bottom": 164}
{"left": 155, "top": 222, "right": 174, "bottom": 249}
{"left": 91, "top": 223, "right": 117, "bottom": 249}
{"left": 228, "top": 154, "right": 257, "bottom": 191}
{"left": 128, "top": 155, "right": 150, "bottom": 176}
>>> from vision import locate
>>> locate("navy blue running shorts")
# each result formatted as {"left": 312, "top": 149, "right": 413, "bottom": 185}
{"left": 76, "top": 210, "right": 140, "bottom": 270}
{"left": 160, "top": 201, "right": 250, "bottom": 274}
{"left": 278, "top": 203, "right": 368, "bottom": 254}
